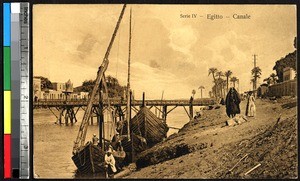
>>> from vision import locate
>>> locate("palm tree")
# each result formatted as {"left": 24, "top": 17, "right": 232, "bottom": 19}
{"left": 263, "top": 77, "right": 270, "bottom": 85}
{"left": 224, "top": 70, "right": 233, "bottom": 93}
{"left": 251, "top": 66, "right": 262, "bottom": 90}
{"left": 216, "top": 71, "right": 223, "bottom": 97}
{"left": 269, "top": 73, "right": 277, "bottom": 84}
{"left": 222, "top": 79, "right": 227, "bottom": 97}
{"left": 264, "top": 73, "right": 278, "bottom": 86}
{"left": 230, "top": 76, "right": 238, "bottom": 88}
{"left": 216, "top": 71, "right": 224, "bottom": 79}
{"left": 198, "top": 86, "right": 205, "bottom": 98}
{"left": 215, "top": 77, "right": 224, "bottom": 98}
{"left": 208, "top": 67, "right": 218, "bottom": 97}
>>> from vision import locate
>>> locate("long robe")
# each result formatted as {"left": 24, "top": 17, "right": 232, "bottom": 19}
{"left": 105, "top": 153, "right": 117, "bottom": 173}
{"left": 225, "top": 88, "right": 241, "bottom": 117}
{"left": 245, "top": 95, "right": 256, "bottom": 117}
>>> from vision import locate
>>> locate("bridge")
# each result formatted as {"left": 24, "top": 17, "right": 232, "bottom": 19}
{"left": 33, "top": 98, "right": 217, "bottom": 126}
{"left": 33, "top": 98, "right": 216, "bottom": 107}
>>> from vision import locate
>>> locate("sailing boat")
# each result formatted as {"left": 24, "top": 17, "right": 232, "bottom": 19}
{"left": 116, "top": 7, "right": 148, "bottom": 163}
{"left": 72, "top": 4, "right": 167, "bottom": 174}
{"left": 72, "top": 5, "right": 127, "bottom": 174}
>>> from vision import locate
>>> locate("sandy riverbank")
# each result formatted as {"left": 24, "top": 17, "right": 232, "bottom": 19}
{"left": 124, "top": 97, "right": 297, "bottom": 179}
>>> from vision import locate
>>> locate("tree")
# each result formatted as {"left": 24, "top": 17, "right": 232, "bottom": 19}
{"left": 251, "top": 66, "right": 262, "bottom": 90}
{"left": 198, "top": 86, "right": 205, "bottom": 98}
{"left": 221, "top": 79, "right": 227, "bottom": 97}
{"left": 34, "top": 76, "right": 53, "bottom": 90}
{"left": 273, "top": 51, "right": 296, "bottom": 82}
{"left": 264, "top": 73, "right": 278, "bottom": 86}
{"left": 216, "top": 71, "right": 224, "bottom": 79}
{"left": 215, "top": 71, "right": 225, "bottom": 98}
{"left": 263, "top": 77, "right": 271, "bottom": 86}
{"left": 273, "top": 38, "right": 296, "bottom": 82}
{"left": 74, "top": 75, "right": 126, "bottom": 98}
{"left": 215, "top": 77, "right": 223, "bottom": 98}
{"left": 224, "top": 70, "right": 233, "bottom": 93}
{"left": 208, "top": 68, "right": 218, "bottom": 80}
{"left": 208, "top": 67, "right": 218, "bottom": 98}
{"left": 269, "top": 73, "right": 278, "bottom": 85}
{"left": 230, "top": 76, "right": 238, "bottom": 88}
{"left": 192, "top": 89, "right": 196, "bottom": 98}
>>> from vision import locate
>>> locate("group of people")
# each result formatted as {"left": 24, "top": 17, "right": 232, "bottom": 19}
{"left": 225, "top": 87, "right": 256, "bottom": 118}
{"left": 92, "top": 131, "right": 125, "bottom": 177}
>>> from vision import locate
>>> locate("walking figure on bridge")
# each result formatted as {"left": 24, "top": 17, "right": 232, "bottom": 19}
{"left": 225, "top": 87, "right": 241, "bottom": 118}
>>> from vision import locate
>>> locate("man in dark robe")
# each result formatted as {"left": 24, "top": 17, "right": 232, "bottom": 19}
{"left": 225, "top": 87, "right": 241, "bottom": 118}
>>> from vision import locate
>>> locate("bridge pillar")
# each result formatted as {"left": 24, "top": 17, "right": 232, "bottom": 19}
{"left": 91, "top": 116, "right": 94, "bottom": 125}
{"left": 58, "top": 106, "right": 77, "bottom": 125}
{"left": 162, "top": 105, "right": 167, "bottom": 122}
{"left": 189, "top": 102, "right": 193, "bottom": 121}
{"left": 90, "top": 106, "right": 99, "bottom": 125}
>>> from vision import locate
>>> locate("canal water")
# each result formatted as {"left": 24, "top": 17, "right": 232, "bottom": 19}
{"left": 33, "top": 107, "right": 201, "bottom": 178}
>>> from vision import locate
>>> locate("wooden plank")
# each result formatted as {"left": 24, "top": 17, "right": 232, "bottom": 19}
{"left": 167, "top": 105, "right": 178, "bottom": 114}
{"left": 183, "top": 106, "right": 190, "bottom": 118}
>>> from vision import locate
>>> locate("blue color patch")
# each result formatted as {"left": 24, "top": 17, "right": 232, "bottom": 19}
{"left": 3, "top": 3, "right": 11, "bottom": 46}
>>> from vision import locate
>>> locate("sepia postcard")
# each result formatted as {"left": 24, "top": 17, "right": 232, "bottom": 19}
{"left": 32, "top": 4, "right": 297, "bottom": 179}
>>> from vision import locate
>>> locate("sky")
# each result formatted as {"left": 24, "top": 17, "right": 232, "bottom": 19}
{"left": 33, "top": 4, "right": 296, "bottom": 99}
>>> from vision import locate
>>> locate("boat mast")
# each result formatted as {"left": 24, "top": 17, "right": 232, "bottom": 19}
{"left": 73, "top": 4, "right": 127, "bottom": 154}
{"left": 126, "top": 8, "right": 132, "bottom": 141}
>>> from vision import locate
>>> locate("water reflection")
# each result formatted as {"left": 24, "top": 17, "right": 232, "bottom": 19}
{"left": 34, "top": 107, "right": 198, "bottom": 178}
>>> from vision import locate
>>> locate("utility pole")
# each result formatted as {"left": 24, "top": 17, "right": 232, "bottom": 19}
{"left": 253, "top": 54, "right": 257, "bottom": 91}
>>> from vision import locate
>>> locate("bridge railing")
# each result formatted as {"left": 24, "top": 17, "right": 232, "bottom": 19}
{"left": 33, "top": 98, "right": 217, "bottom": 106}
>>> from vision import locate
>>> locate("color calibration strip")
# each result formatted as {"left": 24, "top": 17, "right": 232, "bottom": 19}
{"left": 19, "top": 2, "right": 30, "bottom": 179}
{"left": 11, "top": 2, "right": 21, "bottom": 178}
{"left": 4, "top": 3, "right": 12, "bottom": 179}
{"left": 3, "top": 2, "right": 30, "bottom": 179}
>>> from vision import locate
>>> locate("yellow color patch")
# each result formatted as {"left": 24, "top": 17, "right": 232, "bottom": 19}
{"left": 4, "top": 91, "right": 11, "bottom": 134}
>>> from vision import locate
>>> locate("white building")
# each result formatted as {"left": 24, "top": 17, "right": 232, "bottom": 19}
{"left": 283, "top": 67, "right": 296, "bottom": 82}
{"left": 33, "top": 77, "right": 42, "bottom": 100}
{"left": 33, "top": 77, "right": 88, "bottom": 100}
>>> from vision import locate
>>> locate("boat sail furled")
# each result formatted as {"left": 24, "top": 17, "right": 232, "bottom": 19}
{"left": 72, "top": 5, "right": 127, "bottom": 174}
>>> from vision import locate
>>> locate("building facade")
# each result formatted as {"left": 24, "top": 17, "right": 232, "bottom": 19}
{"left": 283, "top": 67, "right": 296, "bottom": 82}
{"left": 33, "top": 77, "right": 89, "bottom": 101}
{"left": 33, "top": 77, "right": 42, "bottom": 99}
{"left": 268, "top": 79, "right": 297, "bottom": 97}
{"left": 52, "top": 82, "right": 66, "bottom": 92}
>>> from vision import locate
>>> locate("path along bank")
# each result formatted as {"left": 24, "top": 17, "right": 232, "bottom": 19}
{"left": 122, "top": 97, "right": 297, "bottom": 179}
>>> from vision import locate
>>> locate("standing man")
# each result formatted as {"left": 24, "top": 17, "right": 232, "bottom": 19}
{"left": 189, "top": 96, "right": 194, "bottom": 121}
{"left": 92, "top": 134, "right": 99, "bottom": 145}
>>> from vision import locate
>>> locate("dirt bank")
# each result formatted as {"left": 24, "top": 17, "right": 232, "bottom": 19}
{"left": 125, "top": 97, "right": 297, "bottom": 179}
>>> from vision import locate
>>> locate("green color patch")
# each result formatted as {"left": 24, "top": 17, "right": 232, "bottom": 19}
{"left": 4, "top": 47, "right": 11, "bottom": 90}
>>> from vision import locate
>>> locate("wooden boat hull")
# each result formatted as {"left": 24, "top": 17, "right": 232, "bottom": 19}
{"left": 130, "top": 107, "right": 169, "bottom": 147}
{"left": 72, "top": 142, "right": 106, "bottom": 174}
{"left": 121, "top": 133, "right": 147, "bottom": 162}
